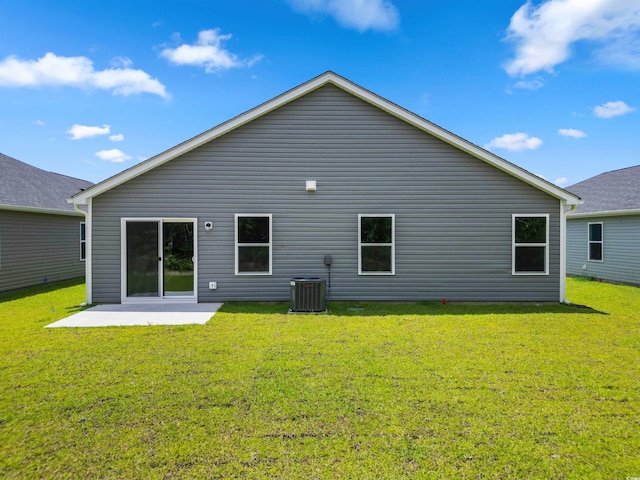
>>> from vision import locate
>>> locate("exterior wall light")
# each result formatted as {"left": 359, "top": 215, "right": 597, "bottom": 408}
{"left": 306, "top": 180, "right": 317, "bottom": 192}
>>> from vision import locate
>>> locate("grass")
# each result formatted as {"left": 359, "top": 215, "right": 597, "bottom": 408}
{"left": 1, "top": 278, "right": 639, "bottom": 479}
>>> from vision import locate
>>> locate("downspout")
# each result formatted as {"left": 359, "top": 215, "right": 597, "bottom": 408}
{"left": 560, "top": 202, "right": 578, "bottom": 304}
{"left": 73, "top": 201, "right": 92, "bottom": 305}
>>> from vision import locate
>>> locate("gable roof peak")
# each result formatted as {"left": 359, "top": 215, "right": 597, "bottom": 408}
{"left": 71, "top": 72, "right": 580, "bottom": 207}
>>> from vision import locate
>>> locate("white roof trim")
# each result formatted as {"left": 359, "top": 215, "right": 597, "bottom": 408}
{"left": 0, "top": 204, "right": 83, "bottom": 217}
{"left": 568, "top": 208, "right": 640, "bottom": 218}
{"left": 71, "top": 71, "right": 581, "bottom": 206}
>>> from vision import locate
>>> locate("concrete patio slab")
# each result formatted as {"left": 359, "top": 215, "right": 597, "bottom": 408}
{"left": 46, "top": 303, "right": 223, "bottom": 328}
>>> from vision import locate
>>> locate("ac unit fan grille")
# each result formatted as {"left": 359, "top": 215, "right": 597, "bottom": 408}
{"left": 290, "top": 278, "right": 327, "bottom": 313}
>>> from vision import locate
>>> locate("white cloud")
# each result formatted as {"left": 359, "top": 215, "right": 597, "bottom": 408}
{"left": 109, "top": 133, "right": 124, "bottom": 142}
{"left": 288, "top": 0, "right": 400, "bottom": 32}
{"left": 536, "top": 173, "right": 568, "bottom": 186}
{"left": 593, "top": 100, "right": 635, "bottom": 118}
{"left": 95, "top": 148, "right": 131, "bottom": 163}
{"left": 558, "top": 128, "right": 587, "bottom": 138}
{"left": 110, "top": 56, "right": 133, "bottom": 68}
{"left": 554, "top": 177, "right": 568, "bottom": 186}
{"left": 596, "top": 34, "right": 640, "bottom": 69}
{"left": 485, "top": 132, "right": 543, "bottom": 152}
{"left": 504, "top": 0, "right": 640, "bottom": 76}
{"left": 506, "top": 77, "right": 544, "bottom": 93}
{"left": 0, "top": 52, "right": 168, "bottom": 98}
{"left": 91, "top": 68, "right": 169, "bottom": 97}
{"left": 67, "top": 124, "right": 111, "bottom": 140}
{"left": 160, "top": 29, "right": 262, "bottom": 73}
{"left": 33, "top": 119, "right": 45, "bottom": 126}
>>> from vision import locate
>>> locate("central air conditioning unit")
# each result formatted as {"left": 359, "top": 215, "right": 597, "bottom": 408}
{"left": 290, "top": 277, "right": 327, "bottom": 313}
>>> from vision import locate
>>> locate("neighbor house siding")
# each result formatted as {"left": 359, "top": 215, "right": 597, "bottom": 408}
{"left": 91, "top": 84, "right": 561, "bottom": 303}
{"left": 0, "top": 210, "right": 85, "bottom": 292}
{"left": 567, "top": 215, "right": 640, "bottom": 286}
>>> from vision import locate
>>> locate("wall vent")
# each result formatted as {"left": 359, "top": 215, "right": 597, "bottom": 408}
{"left": 290, "top": 277, "right": 327, "bottom": 313}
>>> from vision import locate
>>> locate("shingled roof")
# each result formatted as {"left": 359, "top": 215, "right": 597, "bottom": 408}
{"left": 0, "top": 152, "right": 93, "bottom": 214}
{"left": 566, "top": 165, "right": 640, "bottom": 215}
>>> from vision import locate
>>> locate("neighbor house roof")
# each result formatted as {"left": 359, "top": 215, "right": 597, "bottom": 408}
{"left": 1, "top": 152, "right": 93, "bottom": 216}
{"left": 567, "top": 165, "right": 640, "bottom": 217}
{"left": 71, "top": 71, "right": 581, "bottom": 207}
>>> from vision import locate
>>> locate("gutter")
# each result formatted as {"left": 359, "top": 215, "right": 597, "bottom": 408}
{"left": 568, "top": 208, "right": 640, "bottom": 219}
{"left": 72, "top": 203, "right": 87, "bottom": 216}
{"left": 0, "top": 204, "right": 84, "bottom": 217}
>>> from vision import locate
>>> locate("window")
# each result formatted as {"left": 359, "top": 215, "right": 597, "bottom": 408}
{"left": 80, "top": 222, "right": 86, "bottom": 261}
{"left": 512, "top": 214, "right": 548, "bottom": 275}
{"left": 235, "top": 214, "right": 272, "bottom": 275}
{"left": 359, "top": 214, "right": 395, "bottom": 275}
{"left": 588, "top": 222, "right": 603, "bottom": 261}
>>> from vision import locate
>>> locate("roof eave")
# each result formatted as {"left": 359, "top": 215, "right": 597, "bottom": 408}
{"left": 0, "top": 204, "right": 84, "bottom": 216}
{"left": 568, "top": 208, "right": 640, "bottom": 218}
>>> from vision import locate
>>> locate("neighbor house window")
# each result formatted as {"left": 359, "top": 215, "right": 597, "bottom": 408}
{"left": 588, "top": 222, "right": 603, "bottom": 261}
{"left": 512, "top": 214, "right": 548, "bottom": 275}
{"left": 235, "top": 214, "right": 272, "bottom": 275}
{"left": 80, "top": 222, "right": 86, "bottom": 261}
{"left": 359, "top": 214, "right": 395, "bottom": 275}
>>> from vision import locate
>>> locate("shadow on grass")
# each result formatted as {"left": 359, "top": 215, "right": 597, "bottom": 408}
{"left": 0, "top": 277, "right": 85, "bottom": 305}
{"left": 218, "top": 301, "right": 605, "bottom": 316}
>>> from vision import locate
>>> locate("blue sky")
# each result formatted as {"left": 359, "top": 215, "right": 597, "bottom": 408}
{"left": 1, "top": 0, "right": 638, "bottom": 186}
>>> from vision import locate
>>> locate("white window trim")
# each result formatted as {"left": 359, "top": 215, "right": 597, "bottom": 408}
{"left": 588, "top": 222, "right": 604, "bottom": 262}
{"left": 235, "top": 214, "right": 272, "bottom": 275}
{"left": 80, "top": 222, "right": 86, "bottom": 261}
{"left": 358, "top": 214, "right": 395, "bottom": 276}
{"left": 512, "top": 214, "right": 549, "bottom": 276}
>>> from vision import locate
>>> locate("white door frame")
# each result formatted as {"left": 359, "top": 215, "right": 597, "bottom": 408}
{"left": 121, "top": 218, "right": 198, "bottom": 303}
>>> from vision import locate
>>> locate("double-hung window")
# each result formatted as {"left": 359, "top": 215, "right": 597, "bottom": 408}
{"left": 359, "top": 214, "right": 395, "bottom": 275}
{"left": 235, "top": 214, "right": 272, "bottom": 275}
{"left": 588, "top": 222, "right": 603, "bottom": 261}
{"left": 512, "top": 214, "right": 548, "bottom": 275}
{"left": 80, "top": 222, "right": 86, "bottom": 261}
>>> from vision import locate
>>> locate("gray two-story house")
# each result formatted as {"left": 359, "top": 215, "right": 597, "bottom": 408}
{"left": 71, "top": 72, "right": 581, "bottom": 304}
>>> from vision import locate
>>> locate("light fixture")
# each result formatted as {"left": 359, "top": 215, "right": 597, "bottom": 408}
{"left": 306, "top": 180, "right": 317, "bottom": 192}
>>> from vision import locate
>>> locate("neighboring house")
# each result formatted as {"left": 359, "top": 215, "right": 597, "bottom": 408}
{"left": 0, "top": 153, "right": 93, "bottom": 292}
{"left": 71, "top": 72, "right": 581, "bottom": 305}
{"left": 566, "top": 165, "right": 640, "bottom": 286}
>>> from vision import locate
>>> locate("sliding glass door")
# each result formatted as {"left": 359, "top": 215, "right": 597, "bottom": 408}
{"left": 124, "top": 219, "right": 196, "bottom": 300}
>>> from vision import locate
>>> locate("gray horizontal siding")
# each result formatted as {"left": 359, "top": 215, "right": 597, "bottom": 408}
{"left": 91, "top": 84, "right": 561, "bottom": 303}
{"left": 0, "top": 210, "right": 85, "bottom": 292}
{"left": 567, "top": 215, "right": 640, "bottom": 286}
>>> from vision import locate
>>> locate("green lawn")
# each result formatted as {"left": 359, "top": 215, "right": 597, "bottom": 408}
{"left": 1, "top": 278, "right": 638, "bottom": 479}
